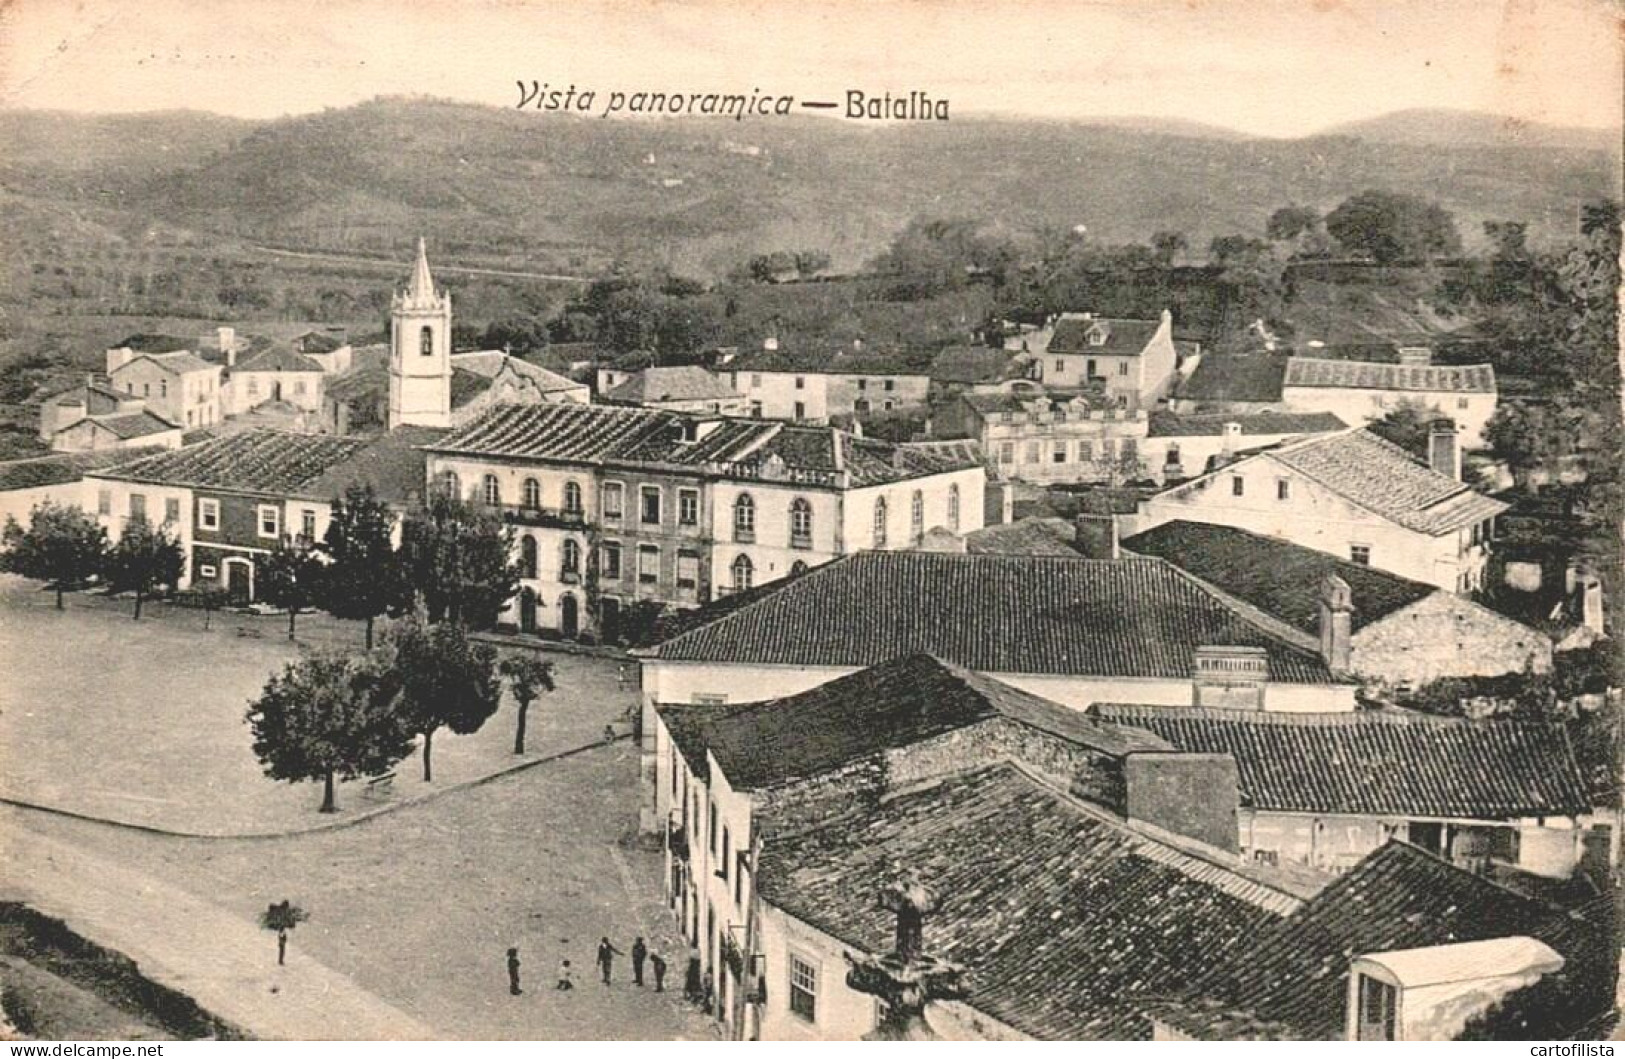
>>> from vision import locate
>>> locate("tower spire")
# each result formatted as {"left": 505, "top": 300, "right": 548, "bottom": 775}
{"left": 408, "top": 236, "right": 436, "bottom": 302}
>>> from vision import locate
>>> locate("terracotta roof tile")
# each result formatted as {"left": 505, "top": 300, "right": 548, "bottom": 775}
{"left": 90, "top": 430, "right": 370, "bottom": 496}
{"left": 1283, "top": 357, "right": 1496, "bottom": 394}
{"left": 604, "top": 365, "right": 741, "bottom": 403}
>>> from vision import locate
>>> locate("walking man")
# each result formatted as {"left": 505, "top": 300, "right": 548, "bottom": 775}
{"left": 650, "top": 952, "right": 668, "bottom": 993}
{"left": 556, "top": 958, "right": 574, "bottom": 990}
{"left": 597, "top": 937, "right": 623, "bottom": 984}
{"left": 631, "top": 936, "right": 649, "bottom": 986}
{"left": 507, "top": 947, "right": 523, "bottom": 996}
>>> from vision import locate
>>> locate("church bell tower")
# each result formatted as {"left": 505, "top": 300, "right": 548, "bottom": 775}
{"left": 388, "top": 237, "right": 452, "bottom": 429}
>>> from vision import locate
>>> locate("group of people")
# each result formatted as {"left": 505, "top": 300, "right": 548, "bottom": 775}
{"left": 505, "top": 936, "right": 668, "bottom": 997}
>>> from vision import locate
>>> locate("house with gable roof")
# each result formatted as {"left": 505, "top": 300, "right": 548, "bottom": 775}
{"left": 1280, "top": 351, "right": 1498, "bottom": 448}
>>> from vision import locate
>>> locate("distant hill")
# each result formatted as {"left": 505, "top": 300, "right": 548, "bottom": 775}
{"left": 1316, "top": 108, "right": 1619, "bottom": 155}
{"left": 1, "top": 99, "right": 1618, "bottom": 279}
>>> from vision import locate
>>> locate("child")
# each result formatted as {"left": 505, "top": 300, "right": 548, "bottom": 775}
{"left": 556, "top": 958, "right": 575, "bottom": 990}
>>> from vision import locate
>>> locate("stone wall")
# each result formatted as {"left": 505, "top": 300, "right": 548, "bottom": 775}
{"left": 1354, "top": 592, "right": 1552, "bottom": 685}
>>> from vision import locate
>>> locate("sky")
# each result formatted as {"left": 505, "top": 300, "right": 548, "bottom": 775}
{"left": 0, "top": 0, "right": 1618, "bottom": 136}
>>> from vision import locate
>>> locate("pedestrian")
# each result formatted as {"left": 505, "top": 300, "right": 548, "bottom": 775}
{"left": 277, "top": 931, "right": 287, "bottom": 967}
{"left": 631, "top": 936, "right": 648, "bottom": 986}
{"left": 596, "top": 936, "right": 623, "bottom": 984}
{"left": 556, "top": 958, "right": 574, "bottom": 990}
{"left": 684, "top": 952, "right": 702, "bottom": 1002}
{"left": 507, "top": 947, "right": 523, "bottom": 996}
{"left": 617, "top": 662, "right": 628, "bottom": 689}
{"left": 701, "top": 967, "right": 715, "bottom": 1015}
{"left": 650, "top": 952, "right": 667, "bottom": 993}
{"left": 603, "top": 723, "right": 617, "bottom": 744}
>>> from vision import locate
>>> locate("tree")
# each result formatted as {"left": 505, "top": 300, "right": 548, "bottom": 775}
{"left": 260, "top": 900, "right": 309, "bottom": 966}
{"left": 1207, "top": 234, "right": 1271, "bottom": 266}
{"left": 104, "top": 519, "right": 184, "bottom": 620}
{"left": 1150, "top": 230, "right": 1188, "bottom": 266}
{"left": 1324, "top": 189, "right": 1462, "bottom": 263}
{"left": 246, "top": 649, "right": 415, "bottom": 813}
{"left": 388, "top": 614, "right": 502, "bottom": 782}
{"left": 1265, "top": 205, "right": 1320, "bottom": 242}
{"left": 317, "top": 485, "right": 406, "bottom": 648}
{"left": 499, "top": 654, "right": 556, "bottom": 755}
{"left": 399, "top": 493, "right": 520, "bottom": 629}
{"left": 480, "top": 315, "right": 551, "bottom": 356}
{"left": 258, "top": 539, "right": 325, "bottom": 640}
{"left": 1484, "top": 401, "right": 1582, "bottom": 489}
{"left": 793, "top": 250, "right": 832, "bottom": 278}
{"left": 1483, "top": 220, "right": 1529, "bottom": 261}
{"left": 0, "top": 502, "right": 108, "bottom": 609}
{"left": 1368, "top": 399, "right": 1446, "bottom": 460}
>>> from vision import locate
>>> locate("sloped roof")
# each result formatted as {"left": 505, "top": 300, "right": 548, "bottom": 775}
{"left": 1164, "top": 841, "right": 1570, "bottom": 1040}
{"left": 1092, "top": 705, "right": 1592, "bottom": 818}
{"left": 80, "top": 411, "right": 182, "bottom": 440}
{"left": 452, "top": 350, "right": 585, "bottom": 393}
{"left": 111, "top": 333, "right": 191, "bottom": 354}
{"left": 731, "top": 345, "right": 928, "bottom": 377}
{"left": 965, "top": 516, "right": 1079, "bottom": 557}
{"left": 646, "top": 551, "right": 1340, "bottom": 684}
{"left": 1048, "top": 316, "right": 1162, "bottom": 356}
{"left": 604, "top": 365, "right": 741, "bottom": 404}
{"left": 46, "top": 381, "right": 129, "bottom": 414}
{"left": 301, "top": 425, "right": 447, "bottom": 505}
{"left": 929, "top": 346, "right": 1021, "bottom": 386}
{"left": 89, "top": 430, "right": 369, "bottom": 496}
{"left": 1283, "top": 357, "right": 1496, "bottom": 394}
{"left": 233, "top": 346, "right": 323, "bottom": 373}
{"left": 659, "top": 654, "right": 1170, "bottom": 790}
{"left": 755, "top": 763, "right": 1296, "bottom": 1040}
{"left": 1147, "top": 411, "right": 1347, "bottom": 437}
{"left": 1176, "top": 352, "right": 1290, "bottom": 403}
{"left": 0, "top": 447, "right": 166, "bottom": 493}
{"left": 1123, "top": 520, "right": 1435, "bottom": 634}
{"left": 113, "top": 351, "right": 217, "bottom": 376}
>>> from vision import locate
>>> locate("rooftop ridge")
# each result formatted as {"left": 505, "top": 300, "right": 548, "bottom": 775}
{"left": 1141, "top": 554, "right": 1327, "bottom": 659}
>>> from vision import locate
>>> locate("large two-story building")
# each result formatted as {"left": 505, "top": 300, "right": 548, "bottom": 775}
{"left": 727, "top": 341, "right": 931, "bottom": 422}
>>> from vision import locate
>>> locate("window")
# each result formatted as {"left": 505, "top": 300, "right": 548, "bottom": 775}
{"left": 1276, "top": 478, "right": 1291, "bottom": 501}
{"left": 948, "top": 485, "right": 961, "bottom": 531}
{"left": 258, "top": 505, "right": 280, "bottom": 539}
{"left": 1356, "top": 975, "right": 1397, "bottom": 1041}
{"left": 731, "top": 554, "right": 753, "bottom": 592}
{"left": 1231, "top": 475, "right": 1245, "bottom": 497}
{"left": 163, "top": 497, "right": 180, "bottom": 525}
{"left": 677, "top": 550, "right": 700, "bottom": 590}
{"left": 129, "top": 493, "right": 147, "bottom": 522}
{"left": 789, "top": 497, "right": 813, "bottom": 546}
{"left": 142, "top": 383, "right": 151, "bottom": 397}
{"left": 1457, "top": 396, "right": 1470, "bottom": 410}
{"left": 794, "top": 376, "right": 806, "bottom": 390}
{"left": 910, "top": 490, "right": 924, "bottom": 544}
{"left": 198, "top": 564, "right": 217, "bottom": 579}
{"left": 1121, "top": 438, "right": 1137, "bottom": 462}
{"left": 300, "top": 509, "right": 317, "bottom": 540}
{"left": 856, "top": 379, "right": 868, "bottom": 391}
{"left": 1165, "top": 443, "right": 1181, "bottom": 467}
{"left": 420, "top": 326, "right": 434, "bottom": 357}
{"left": 873, "top": 497, "right": 888, "bottom": 547}
{"left": 439, "top": 470, "right": 461, "bottom": 499}
{"left": 854, "top": 398, "right": 871, "bottom": 414}
{"left": 1054, "top": 359, "right": 1065, "bottom": 373}
{"left": 733, "top": 494, "right": 756, "bottom": 542}
{"left": 198, "top": 497, "right": 218, "bottom": 529}
{"left": 600, "top": 541, "right": 622, "bottom": 580}
{"left": 749, "top": 400, "right": 763, "bottom": 418}
{"left": 563, "top": 481, "right": 583, "bottom": 514}
{"left": 1025, "top": 441, "right": 1041, "bottom": 463}
{"left": 1086, "top": 358, "right": 1098, "bottom": 377}
{"left": 708, "top": 800, "right": 718, "bottom": 854}
{"left": 882, "top": 400, "right": 894, "bottom": 411}
{"left": 97, "top": 489, "right": 111, "bottom": 516}
{"left": 1053, "top": 441, "right": 1068, "bottom": 464}
{"left": 639, "top": 544, "right": 660, "bottom": 584}
{"left": 721, "top": 828, "right": 731, "bottom": 881}
{"left": 159, "top": 379, "right": 168, "bottom": 398}
{"left": 482, "top": 474, "right": 501, "bottom": 507}
{"left": 678, "top": 489, "right": 699, "bottom": 527}
{"left": 1078, "top": 440, "right": 1093, "bottom": 462}
{"left": 294, "top": 380, "right": 306, "bottom": 396}
{"left": 640, "top": 486, "right": 662, "bottom": 526}
{"left": 1118, "top": 361, "right": 1129, "bottom": 376}
{"left": 247, "top": 379, "right": 258, "bottom": 396}
{"left": 999, "top": 442, "right": 1015, "bottom": 464}
{"left": 520, "top": 535, "right": 538, "bottom": 579}
{"left": 750, "top": 373, "right": 762, "bottom": 388}
{"left": 602, "top": 482, "right": 624, "bottom": 520}
{"left": 1101, "top": 438, "right": 1116, "bottom": 460}
{"left": 793, "top": 401, "right": 806, "bottom": 421}
{"left": 562, "top": 538, "right": 581, "bottom": 577}
{"left": 1350, "top": 544, "right": 1372, "bottom": 566}
{"left": 790, "top": 560, "right": 809, "bottom": 576}
{"left": 789, "top": 955, "right": 818, "bottom": 1022}
{"left": 523, "top": 478, "right": 541, "bottom": 509}
{"left": 883, "top": 379, "right": 895, "bottom": 392}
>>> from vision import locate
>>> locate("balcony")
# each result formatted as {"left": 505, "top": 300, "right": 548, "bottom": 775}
{"left": 500, "top": 504, "right": 589, "bottom": 530}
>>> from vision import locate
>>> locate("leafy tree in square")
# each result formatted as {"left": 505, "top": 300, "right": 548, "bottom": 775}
{"left": 399, "top": 492, "right": 520, "bottom": 629}
{"left": 387, "top": 613, "right": 502, "bottom": 782}
{"left": 0, "top": 502, "right": 108, "bottom": 609}
{"left": 317, "top": 484, "right": 408, "bottom": 648}
{"left": 104, "top": 518, "right": 185, "bottom": 620}
{"left": 499, "top": 654, "right": 556, "bottom": 755}
{"left": 258, "top": 538, "right": 325, "bottom": 641}
{"left": 246, "top": 649, "right": 414, "bottom": 813}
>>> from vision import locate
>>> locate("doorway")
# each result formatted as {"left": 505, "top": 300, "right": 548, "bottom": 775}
{"left": 518, "top": 588, "right": 537, "bottom": 633}
{"left": 560, "top": 593, "right": 579, "bottom": 638}
{"left": 224, "top": 558, "right": 253, "bottom": 604}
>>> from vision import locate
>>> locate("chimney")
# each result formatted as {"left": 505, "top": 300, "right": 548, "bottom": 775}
{"left": 1319, "top": 574, "right": 1353, "bottom": 673}
{"left": 1074, "top": 513, "right": 1120, "bottom": 559}
{"left": 1572, "top": 566, "right": 1605, "bottom": 635}
{"left": 762, "top": 335, "right": 779, "bottom": 352}
{"left": 852, "top": 337, "right": 864, "bottom": 351}
{"left": 1220, "top": 420, "right": 1242, "bottom": 455}
{"left": 1427, "top": 419, "right": 1461, "bottom": 480}
{"left": 1397, "top": 345, "right": 1433, "bottom": 366}
{"left": 218, "top": 326, "right": 236, "bottom": 355}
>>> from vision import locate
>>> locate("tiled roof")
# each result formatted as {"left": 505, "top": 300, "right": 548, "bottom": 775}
{"left": 111, "top": 333, "right": 191, "bottom": 354}
{"left": 46, "top": 381, "right": 128, "bottom": 414}
{"left": 755, "top": 763, "right": 1296, "bottom": 1040}
{"left": 965, "top": 517, "right": 1079, "bottom": 557}
{"left": 929, "top": 346, "right": 1021, "bottom": 386}
{"left": 233, "top": 346, "right": 323, "bottom": 373}
{"left": 1123, "top": 521, "right": 1434, "bottom": 634}
{"left": 604, "top": 365, "right": 741, "bottom": 404}
{"left": 1176, "top": 352, "right": 1290, "bottom": 403}
{"left": 1166, "top": 841, "right": 1568, "bottom": 1040}
{"left": 731, "top": 345, "right": 927, "bottom": 377}
{"left": 1265, "top": 429, "right": 1508, "bottom": 535}
{"left": 1283, "top": 357, "right": 1496, "bottom": 394}
{"left": 1147, "top": 411, "right": 1347, "bottom": 437}
{"left": 1047, "top": 317, "right": 1161, "bottom": 356}
{"left": 452, "top": 351, "right": 585, "bottom": 393}
{"left": 85, "top": 411, "right": 181, "bottom": 440}
{"left": 301, "top": 425, "right": 447, "bottom": 505}
{"left": 1092, "top": 705, "right": 1592, "bottom": 818}
{"left": 144, "top": 351, "right": 218, "bottom": 375}
{"left": 659, "top": 655, "right": 1171, "bottom": 790}
{"left": 427, "top": 402, "right": 674, "bottom": 462}
{"left": 647, "top": 551, "right": 1340, "bottom": 684}
{"left": 0, "top": 447, "right": 166, "bottom": 493}
{"left": 959, "top": 389, "right": 1111, "bottom": 417}
{"left": 90, "top": 430, "right": 370, "bottom": 496}
{"left": 324, "top": 363, "right": 389, "bottom": 404}
{"left": 294, "top": 330, "right": 349, "bottom": 354}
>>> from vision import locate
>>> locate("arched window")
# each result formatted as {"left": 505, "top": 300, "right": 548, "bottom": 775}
{"left": 873, "top": 496, "right": 888, "bottom": 547}
{"left": 562, "top": 538, "right": 581, "bottom": 575}
{"left": 911, "top": 490, "right": 925, "bottom": 543}
{"left": 522, "top": 477, "right": 541, "bottom": 509}
{"left": 731, "top": 554, "right": 753, "bottom": 592}
{"left": 733, "top": 494, "right": 755, "bottom": 541}
{"left": 789, "top": 497, "right": 813, "bottom": 546}
{"left": 482, "top": 474, "right": 501, "bottom": 507}
{"left": 790, "top": 560, "right": 809, "bottom": 577}
{"left": 564, "top": 480, "right": 583, "bottom": 514}
{"left": 519, "top": 535, "right": 538, "bottom": 579}
{"left": 438, "top": 470, "right": 461, "bottom": 498}
{"left": 420, "top": 326, "right": 434, "bottom": 357}
{"left": 948, "top": 484, "right": 961, "bottom": 531}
